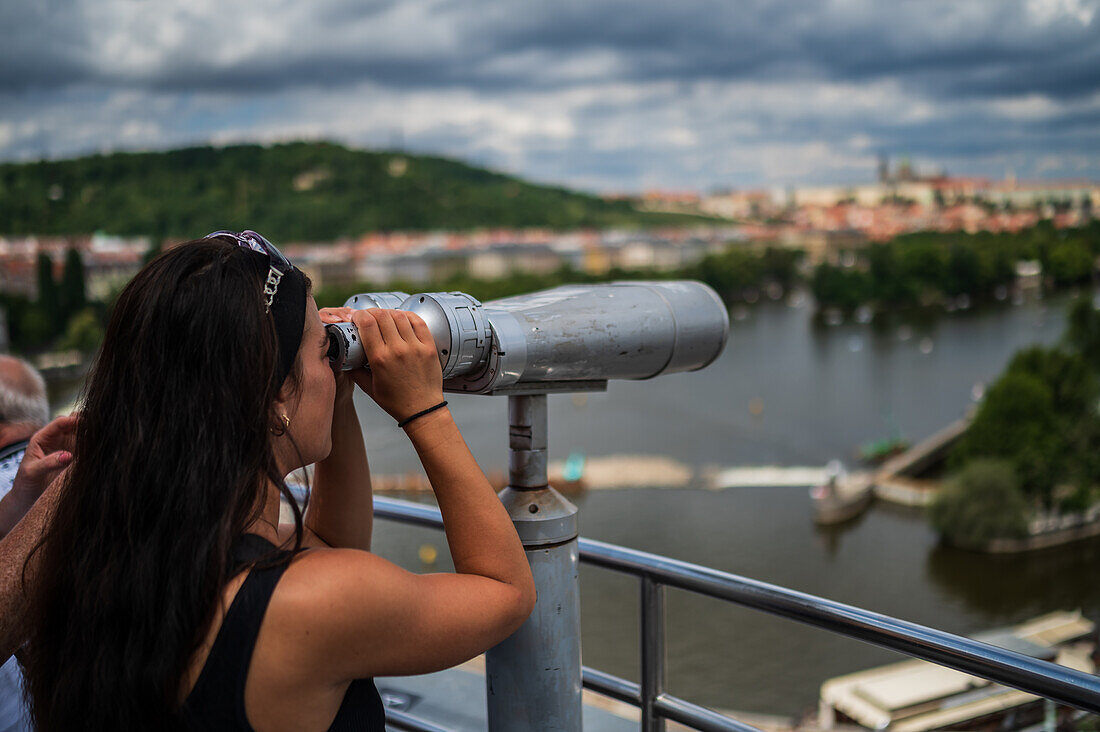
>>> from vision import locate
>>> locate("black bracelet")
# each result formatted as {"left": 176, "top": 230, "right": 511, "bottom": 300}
{"left": 397, "top": 401, "right": 449, "bottom": 428}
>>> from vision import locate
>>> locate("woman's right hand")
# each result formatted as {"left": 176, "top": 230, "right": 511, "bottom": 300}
{"left": 349, "top": 309, "right": 444, "bottom": 423}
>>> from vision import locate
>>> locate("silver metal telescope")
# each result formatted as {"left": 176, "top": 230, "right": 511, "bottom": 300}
{"left": 325, "top": 281, "right": 729, "bottom": 395}
{"left": 323, "top": 280, "right": 729, "bottom": 731}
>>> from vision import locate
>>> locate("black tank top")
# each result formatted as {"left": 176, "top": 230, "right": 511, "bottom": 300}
{"left": 180, "top": 534, "right": 386, "bottom": 731}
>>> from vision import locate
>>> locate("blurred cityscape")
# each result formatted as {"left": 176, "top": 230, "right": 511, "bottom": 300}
{"left": 2, "top": 156, "right": 1096, "bottom": 300}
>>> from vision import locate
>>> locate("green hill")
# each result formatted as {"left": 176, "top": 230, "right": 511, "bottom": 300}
{"left": 0, "top": 141, "right": 711, "bottom": 239}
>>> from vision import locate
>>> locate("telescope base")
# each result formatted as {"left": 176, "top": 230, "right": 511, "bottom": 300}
{"left": 486, "top": 530, "right": 582, "bottom": 732}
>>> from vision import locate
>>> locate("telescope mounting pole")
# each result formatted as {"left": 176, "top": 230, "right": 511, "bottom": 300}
{"left": 486, "top": 393, "right": 582, "bottom": 732}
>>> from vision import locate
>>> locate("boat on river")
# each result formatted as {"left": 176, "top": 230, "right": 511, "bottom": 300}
{"left": 811, "top": 461, "right": 874, "bottom": 525}
{"left": 818, "top": 610, "right": 1096, "bottom": 732}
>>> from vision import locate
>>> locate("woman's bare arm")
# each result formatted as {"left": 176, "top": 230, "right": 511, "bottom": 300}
{"left": 305, "top": 394, "right": 373, "bottom": 550}
{"left": 301, "top": 307, "right": 374, "bottom": 551}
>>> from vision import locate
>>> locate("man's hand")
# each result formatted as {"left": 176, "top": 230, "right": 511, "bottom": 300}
{"left": 0, "top": 414, "right": 77, "bottom": 538}
{"left": 14, "top": 414, "right": 77, "bottom": 500}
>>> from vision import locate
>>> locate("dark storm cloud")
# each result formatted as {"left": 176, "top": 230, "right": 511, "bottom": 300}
{"left": 481, "top": 0, "right": 1100, "bottom": 100}
{"left": 0, "top": 1, "right": 92, "bottom": 90}
{"left": 3, "top": 0, "right": 1098, "bottom": 99}
{"left": 1, "top": 0, "right": 1098, "bottom": 188}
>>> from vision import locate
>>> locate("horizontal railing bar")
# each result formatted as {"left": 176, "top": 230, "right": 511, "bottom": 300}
{"left": 384, "top": 707, "right": 455, "bottom": 732}
{"left": 374, "top": 498, "right": 446, "bottom": 530}
{"left": 582, "top": 666, "right": 643, "bottom": 705}
{"left": 654, "top": 694, "right": 762, "bottom": 732}
{"left": 581, "top": 668, "right": 763, "bottom": 732}
{"left": 373, "top": 496, "right": 1100, "bottom": 716}
{"left": 579, "top": 536, "right": 1100, "bottom": 714}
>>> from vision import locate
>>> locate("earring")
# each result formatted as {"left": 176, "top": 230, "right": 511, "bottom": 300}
{"left": 271, "top": 413, "right": 291, "bottom": 436}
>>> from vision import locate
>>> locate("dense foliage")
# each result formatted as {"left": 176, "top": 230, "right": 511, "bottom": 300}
{"left": 949, "top": 369, "right": 1067, "bottom": 505}
{"left": 0, "top": 141, "right": 711, "bottom": 238}
{"left": 938, "top": 297, "right": 1100, "bottom": 543}
{"left": 810, "top": 221, "right": 1100, "bottom": 312}
{"left": 1, "top": 249, "right": 100, "bottom": 353}
{"left": 929, "top": 459, "right": 1029, "bottom": 546}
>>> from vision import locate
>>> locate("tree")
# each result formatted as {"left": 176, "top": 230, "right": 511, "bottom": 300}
{"left": 1065, "top": 297, "right": 1100, "bottom": 365}
{"left": 1005, "top": 346, "right": 1096, "bottom": 419}
{"left": 1047, "top": 239, "right": 1093, "bottom": 285}
{"left": 760, "top": 247, "right": 802, "bottom": 293}
{"left": 898, "top": 240, "right": 946, "bottom": 295}
{"left": 810, "top": 263, "right": 871, "bottom": 311}
{"left": 950, "top": 371, "right": 1066, "bottom": 505}
{"left": 35, "top": 252, "right": 58, "bottom": 321}
{"left": 930, "top": 459, "right": 1029, "bottom": 546}
{"left": 142, "top": 241, "right": 163, "bottom": 265}
{"left": 59, "top": 247, "right": 86, "bottom": 319}
{"left": 18, "top": 305, "right": 53, "bottom": 350}
{"left": 692, "top": 247, "right": 764, "bottom": 302}
{"left": 57, "top": 308, "right": 104, "bottom": 354}
{"left": 944, "top": 244, "right": 981, "bottom": 297}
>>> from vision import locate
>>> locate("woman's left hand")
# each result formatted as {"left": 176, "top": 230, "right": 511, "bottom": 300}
{"left": 319, "top": 307, "right": 354, "bottom": 326}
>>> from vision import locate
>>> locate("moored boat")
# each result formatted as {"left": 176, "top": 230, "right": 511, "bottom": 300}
{"left": 811, "top": 461, "right": 875, "bottom": 525}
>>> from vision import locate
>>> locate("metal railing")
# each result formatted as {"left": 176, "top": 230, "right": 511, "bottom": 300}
{"left": 373, "top": 495, "right": 1100, "bottom": 732}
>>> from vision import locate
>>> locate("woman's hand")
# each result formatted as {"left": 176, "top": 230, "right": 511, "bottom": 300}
{"left": 352, "top": 309, "right": 443, "bottom": 422}
{"left": 318, "top": 307, "right": 443, "bottom": 423}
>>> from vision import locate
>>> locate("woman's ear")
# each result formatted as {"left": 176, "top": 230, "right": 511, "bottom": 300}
{"left": 270, "top": 378, "right": 296, "bottom": 435}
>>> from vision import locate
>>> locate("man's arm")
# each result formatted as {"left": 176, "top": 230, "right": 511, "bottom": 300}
{"left": 0, "top": 415, "right": 77, "bottom": 660}
{"left": 0, "top": 480, "right": 59, "bottom": 662}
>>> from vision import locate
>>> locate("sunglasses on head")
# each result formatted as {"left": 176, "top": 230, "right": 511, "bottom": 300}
{"left": 205, "top": 230, "right": 293, "bottom": 311}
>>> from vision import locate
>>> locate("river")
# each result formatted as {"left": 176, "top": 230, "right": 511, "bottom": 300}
{"left": 360, "top": 291, "right": 1098, "bottom": 717}
{"left": 47, "top": 290, "right": 1097, "bottom": 717}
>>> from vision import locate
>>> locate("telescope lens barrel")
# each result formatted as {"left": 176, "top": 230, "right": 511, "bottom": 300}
{"left": 343, "top": 291, "right": 411, "bottom": 311}
{"left": 399, "top": 292, "right": 491, "bottom": 378}
{"left": 477, "top": 281, "right": 729, "bottom": 385}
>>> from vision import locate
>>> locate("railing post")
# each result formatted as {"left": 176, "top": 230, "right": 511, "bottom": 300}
{"left": 641, "top": 577, "right": 667, "bottom": 732}
{"left": 486, "top": 394, "right": 583, "bottom": 731}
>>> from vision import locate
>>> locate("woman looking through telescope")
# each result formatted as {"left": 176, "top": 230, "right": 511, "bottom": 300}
{"left": 20, "top": 234, "right": 536, "bottom": 731}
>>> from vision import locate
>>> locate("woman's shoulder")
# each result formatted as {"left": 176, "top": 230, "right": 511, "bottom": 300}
{"left": 262, "top": 544, "right": 419, "bottom": 682}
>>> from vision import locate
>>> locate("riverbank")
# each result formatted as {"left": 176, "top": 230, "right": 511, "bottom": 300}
{"left": 945, "top": 506, "right": 1100, "bottom": 554}
{"left": 368, "top": 455, "right": 835, "bottom": 494}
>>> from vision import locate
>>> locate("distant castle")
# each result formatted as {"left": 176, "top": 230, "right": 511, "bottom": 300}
{"left": 877, "top": 153, "right": 941, "bottom": 184}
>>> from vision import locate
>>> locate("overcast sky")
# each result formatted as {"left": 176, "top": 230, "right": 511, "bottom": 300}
{"left": 2, "top": 0, "right": 1099, "bottom": 192}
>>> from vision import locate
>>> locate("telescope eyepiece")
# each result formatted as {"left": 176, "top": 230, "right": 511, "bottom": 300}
{"left": 325, "top": 327, "right": 343, "bottom": 367}
{"left": 324, "top": 321, "right": 364, "bottom": 372}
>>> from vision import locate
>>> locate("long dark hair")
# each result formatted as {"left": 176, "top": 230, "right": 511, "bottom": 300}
{"left": 22, "top": 240, "right": 306, "bottom": 731}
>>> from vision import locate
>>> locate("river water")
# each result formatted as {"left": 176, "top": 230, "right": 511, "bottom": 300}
{"left": 47, "top": 290, "right": 1098, "bottom": 717}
